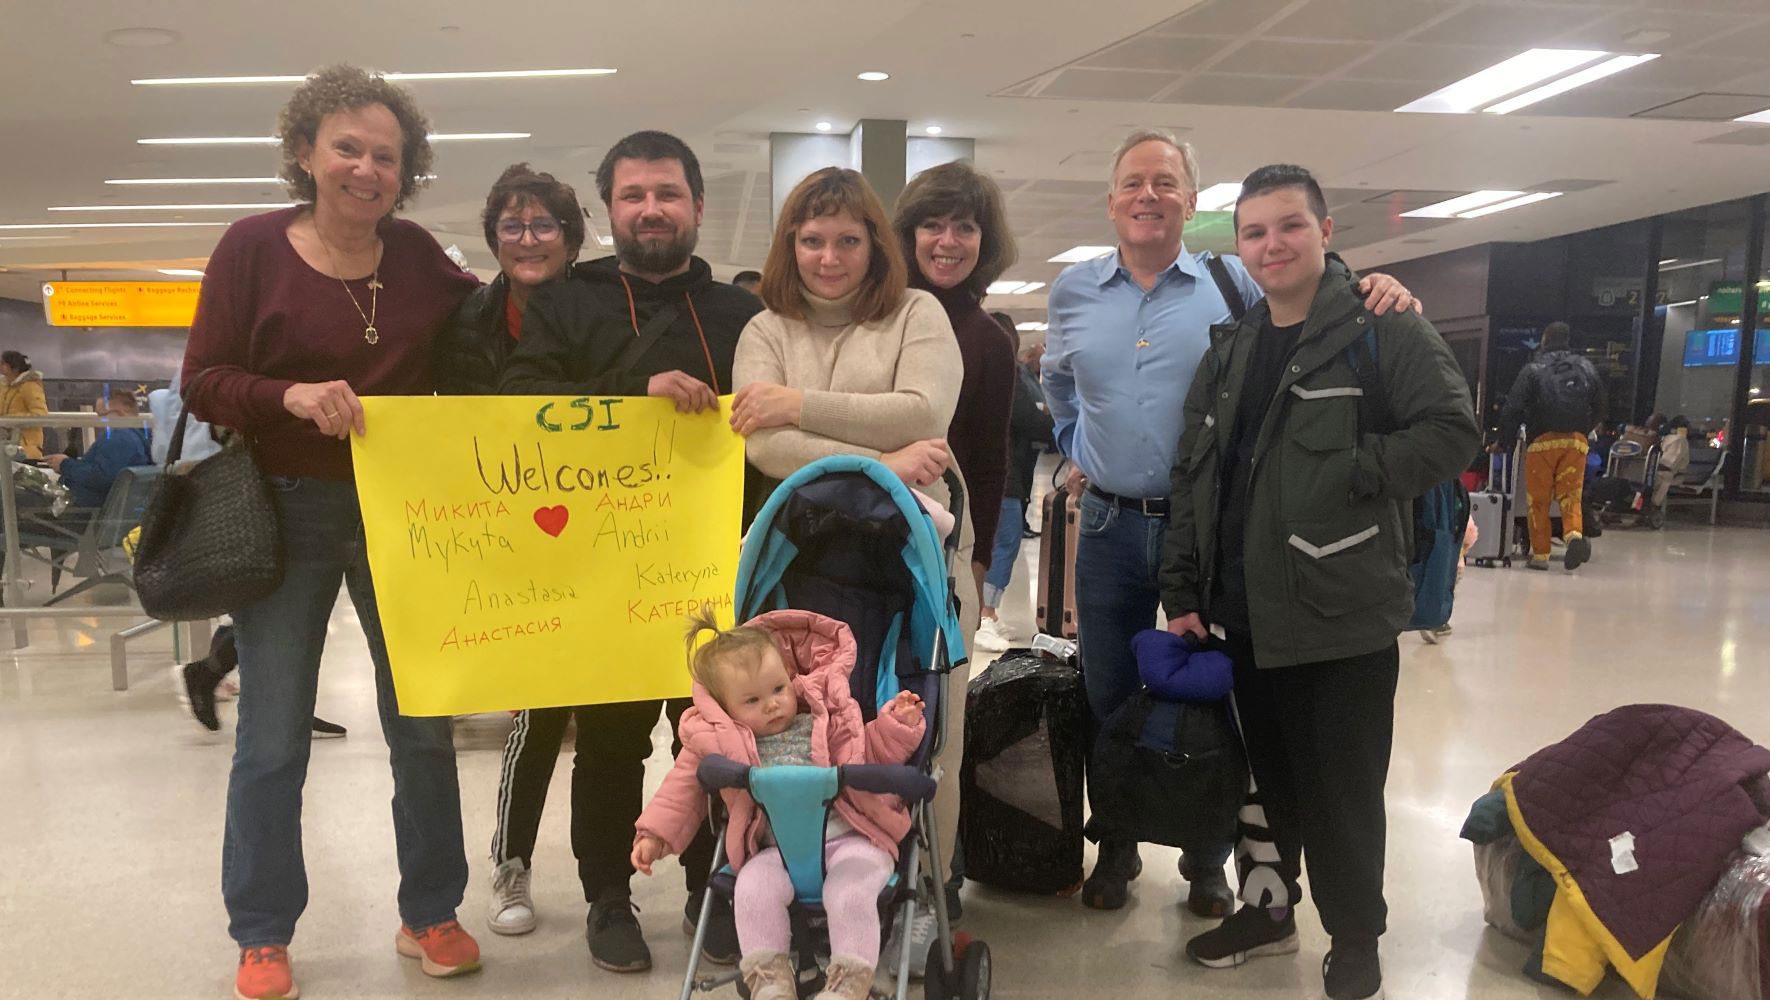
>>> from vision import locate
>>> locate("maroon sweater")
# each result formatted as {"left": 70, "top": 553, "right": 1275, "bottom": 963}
{"left": 182, "top": 207, "right": 478, "bottom": 481}
{"left": 914, "top": 277, "right": 1015, "bottom": 570}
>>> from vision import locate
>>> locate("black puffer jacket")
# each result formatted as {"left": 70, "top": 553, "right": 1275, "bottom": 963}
{"left": 433, "top": 273, "right": 522, "bottom": 395}
{"left": 499, "top": 255, "right": 761, "bottom": 397}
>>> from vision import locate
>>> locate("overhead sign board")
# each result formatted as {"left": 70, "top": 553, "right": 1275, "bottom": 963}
{"left": 41, "top": 281, "right": 200, "bottom": 327}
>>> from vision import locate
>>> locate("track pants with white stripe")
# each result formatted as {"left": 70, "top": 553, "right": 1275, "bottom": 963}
{"left": 490, "top": 699, "right": 715, "bottom": 902}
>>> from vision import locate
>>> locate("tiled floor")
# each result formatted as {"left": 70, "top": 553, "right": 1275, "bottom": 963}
{"left": 1, "top": 511, "right": 1765, "bottom": 1000}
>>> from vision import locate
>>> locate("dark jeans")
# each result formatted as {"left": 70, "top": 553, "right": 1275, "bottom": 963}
{"left": 224, "top": 477, "right": 467, "bottom": 947}
{"left": 1074, "top": 489, "right": 1230, "bottom": 873}
{"left": 491, "top": 698, "right": 715, "bottom": 902}
{"left": 1228, "top": 631, "right": 1399, "bottom": 939}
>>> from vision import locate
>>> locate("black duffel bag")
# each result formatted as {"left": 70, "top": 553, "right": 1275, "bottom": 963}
{"left": 1084, "top": 692, "right": 1246, "bottom": 854}
{"left": 133, "top": 370, "right": 284, "bottom": 621}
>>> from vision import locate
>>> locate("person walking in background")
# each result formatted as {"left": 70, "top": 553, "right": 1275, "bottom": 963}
{"left": 0, "top": 351, "right": 50, "bottom": 459}
{"left": 974, "top": 311, "right": 1053, "bottom": 652}
{"left": 1496, "top": 321, "right": 1605, "bottom": 571}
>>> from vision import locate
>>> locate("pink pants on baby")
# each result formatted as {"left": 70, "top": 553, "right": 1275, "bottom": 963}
{"left": 733, "top": 834, "right": 895, "bottom": 965}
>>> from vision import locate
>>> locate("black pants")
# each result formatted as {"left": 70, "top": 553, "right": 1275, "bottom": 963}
{"left": 490, "top": 698, "right": 715, "bottom": 903}
{"left": 1229, "top": 632, "right": 1399, "bottom": 940}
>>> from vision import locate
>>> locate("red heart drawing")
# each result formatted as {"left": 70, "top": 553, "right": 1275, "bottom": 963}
{"left": 533, "top": 505, "right": 570, "bottom": 537}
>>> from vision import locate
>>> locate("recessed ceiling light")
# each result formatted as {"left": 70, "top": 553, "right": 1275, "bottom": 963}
{"left": 924, "top": 125, "right": 943, "bottom": 135}
{"left": 1015, "top": 321, "right": 1049, "bottom": 331}
{"left": 49, "top": 203, "right": 295, "bottom": 212}
{"left": 1483, "top": 54, "right": 1659, "bottom": 115}
{"left": 1396, "top": 49, "right": 1609, "bottom": 114}
{"left": 987, "top": 280, "right": 1047, "bottom": 295}
{"left": 133, "top": 69, "right": 617, "bottom": 85}
{"left": 104, "top": 27, "right": 181, "bottom": 47}
{"left": 1659, "top": 258, "right": 1680, "bottom": 266}
{"left": 1455, "top": 191, "right": 1561, "bottom": 219}
{"left": 1659, "top": 258, "right": 1723, "bottom": 271}
{"left": 1195, "top": 182, "right": 1242, "bottom": 212}
{"left": 815, "top": 121, "right": 834, "bottom": 132}
{"left": 1400, "top": 191, "right": 1525, "bottom": 219}
{"left": 158, "top": 269, "right": 206, "bottom": 277}
{"left": 0, "top": 222, "right": 229, "bottom": 231}
{"left": 140, "top": 133, "right": 527, "bottom": 145}
{"left": 1735, "top": 109, "right": 1770, "bottom": 124}
{"left": 107, "top": 177, "right": 283, "bottom": 186}
{"left": 857, "top": 71, "right": 890, "bottom": 82}
{"left": 1049, "top": 245, "right": 1115, "bottom": 263}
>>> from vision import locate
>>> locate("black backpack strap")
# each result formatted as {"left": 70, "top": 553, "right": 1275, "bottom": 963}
{"left": 608, "top": 301, "right": 681, "bottom": 377}
{"left": 1205, "top": 254, "right": 1247, "bottom": 322}
{"left": 1343, "top": 321, "right": 1395, "bottom": 436}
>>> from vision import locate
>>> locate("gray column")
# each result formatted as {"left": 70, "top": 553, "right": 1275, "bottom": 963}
{"left": 850, "top": 119, "right": 908, "bottom": 211}
{"left": 771, "top": 123, "right": 978, "bottom": 226}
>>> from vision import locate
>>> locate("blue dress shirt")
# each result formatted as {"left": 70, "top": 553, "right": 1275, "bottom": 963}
{"left": 1041, "top": 245, "right": 1264, "bottom": 499}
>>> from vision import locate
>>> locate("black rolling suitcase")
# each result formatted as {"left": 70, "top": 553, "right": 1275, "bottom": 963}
{"left": 959, "top": 644, "right": 1088, "bottom": 895}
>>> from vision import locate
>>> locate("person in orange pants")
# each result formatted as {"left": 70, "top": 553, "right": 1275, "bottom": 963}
{"left": 1497, "top": 321, "right": 1604, "bottom": 572}
{"left": 1525, "top": 432, "right": 1589, "bottom": 566}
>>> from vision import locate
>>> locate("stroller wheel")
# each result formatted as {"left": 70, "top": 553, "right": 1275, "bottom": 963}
{"left": 922, "top": 940, "right": 953, "bottom": 1000}
{"left": 958, "top": 941, "right": 991, "bottom": 1000}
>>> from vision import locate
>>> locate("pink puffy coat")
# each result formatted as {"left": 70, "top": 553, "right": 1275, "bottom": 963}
{"left": 635, "top": 609, "right": 926, "bottom": 868}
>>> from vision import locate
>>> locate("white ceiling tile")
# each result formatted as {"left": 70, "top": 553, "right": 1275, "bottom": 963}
{"left": 1267, "top": 0, "right": 1460, "bottom": 42}
{"left": 1345, "top": 43, "right": 1517, "bottom": 85}
{"left": 1408, "top": 6, "right": 1611, "bottom": 47}
{"left": 1633, "top": 92, "right": 1770, "bottom": 121}
{"left": 1221, "top": 39, "right": 1372, "bottom": 76}
{"left": 1149, "top": 0, "right": 1302, "bottom": 38}
{"left": 1527, "top": 86, "right": 1697, "bottom": 119}
{"left": 1078, "top": 34, "right": 1223, "bottom": 72}
{"left": 1039, "top": 68, "right": 1183, "bottom": 101}
{"left": 1612, "top": 54, "right": 1763, "bottom": 91}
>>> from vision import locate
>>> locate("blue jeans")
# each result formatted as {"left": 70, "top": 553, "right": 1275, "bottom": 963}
{"left": 981, "top": 497, "right": 1025, "bottom": 608}
{"left": 1075, "top": 489, "right": 1230, "bottom": 872}
{"left": 223, "top": 477, "right": 467, "bottom": 947}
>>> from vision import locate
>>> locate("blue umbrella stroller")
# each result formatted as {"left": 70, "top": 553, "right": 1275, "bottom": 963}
{"left": 681, "top": 456, "right": 991, "bottom": 1000}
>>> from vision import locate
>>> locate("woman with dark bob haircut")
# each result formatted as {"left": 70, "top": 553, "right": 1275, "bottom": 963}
{"left": 434, "top": 163, "right": 585, "bottom": 395}
{"left": 892, "top": 161, "right": 1021, "bottom": 654}
{"left": 180, "top": 64, "right": 482, "bottom": 1000}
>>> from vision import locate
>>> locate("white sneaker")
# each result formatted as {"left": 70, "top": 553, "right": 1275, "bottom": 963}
{"left": 487, "top": 858, "right": 536, "bottom": 935}
{"left": 1419, "top": 624, "right": 1452, "bottom": 645}
{"left": 973, "top": 617, "right": 1013, "bottom": 653}
{"left": 880, "top": 908, "right": 939, "bottom": 980}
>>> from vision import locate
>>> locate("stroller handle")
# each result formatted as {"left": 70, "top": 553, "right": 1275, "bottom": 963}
{"left": 839, "top": 764, "right": 938, "bottom": 802}
{"left": 696, "top": 754, "right": 751, "bottom": 792}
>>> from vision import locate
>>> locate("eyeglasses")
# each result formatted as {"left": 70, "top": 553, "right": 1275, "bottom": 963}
{"left": 495, "top": 217, "right": 562, "bottom": 244}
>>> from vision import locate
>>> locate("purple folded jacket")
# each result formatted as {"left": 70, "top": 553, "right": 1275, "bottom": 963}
{"left": 1132, "top": 629, "right": 1234, "bottom": 703}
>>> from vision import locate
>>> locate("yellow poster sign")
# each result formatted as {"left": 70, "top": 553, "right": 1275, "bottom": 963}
{"left": 352, "top": 396, "right": 744, "bottom": 716}
{"left": 41, "top": 281, "right": 201, "bottom": 327}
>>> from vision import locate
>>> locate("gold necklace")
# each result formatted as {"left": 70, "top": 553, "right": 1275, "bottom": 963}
{"left": 314, "top": 223, "right": 384, "bottom": 345}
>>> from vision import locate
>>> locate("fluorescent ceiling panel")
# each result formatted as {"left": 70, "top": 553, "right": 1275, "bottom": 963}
{"left": 1400, "top": 191, "right": 1525, "bottom": 218}
{"left": 1396, "top": 49, "right": 1607, "bottom": 114}
{"left": 1483, "top": 54, "right": 1660, "bottom": 115}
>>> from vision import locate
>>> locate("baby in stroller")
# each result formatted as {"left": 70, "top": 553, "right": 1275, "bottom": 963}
{"left": 633, "top": 604, "right": 927, "bottom": 1000}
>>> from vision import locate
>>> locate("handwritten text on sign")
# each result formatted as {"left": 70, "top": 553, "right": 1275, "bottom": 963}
{"left": 352, "top": 396, "right": 743, "bottom": 716}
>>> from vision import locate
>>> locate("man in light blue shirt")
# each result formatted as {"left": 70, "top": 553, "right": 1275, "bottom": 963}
{"left": 1042, "top": 128, "right": 1415, "bottom": 917}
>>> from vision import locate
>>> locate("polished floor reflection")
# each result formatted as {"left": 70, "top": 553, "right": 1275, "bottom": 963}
{"left": 1, "top": 515, "right": 1765, "bottom": 1000}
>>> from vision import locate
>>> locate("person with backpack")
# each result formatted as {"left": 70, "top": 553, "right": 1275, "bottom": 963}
{"left": 1159, "top": 165, "right": 1478, "bottom": 1000}
{"left": 1496, "top": 321, "right": 1606, "bottom": 571}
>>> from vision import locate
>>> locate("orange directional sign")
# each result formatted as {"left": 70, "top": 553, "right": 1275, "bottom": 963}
{"left": 41, "top": 281, "right": 201, "bottom": 327}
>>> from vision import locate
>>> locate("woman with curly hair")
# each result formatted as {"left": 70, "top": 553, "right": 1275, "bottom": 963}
{"left": 180, "top": 64, "right": 481, "bottom": 1000}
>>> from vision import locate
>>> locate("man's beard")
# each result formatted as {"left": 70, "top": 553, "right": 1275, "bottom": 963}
{"left": 614, "top": 223, "right": 698, "bottom": 276}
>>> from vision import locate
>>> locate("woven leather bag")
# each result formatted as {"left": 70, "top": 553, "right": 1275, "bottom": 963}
{"left": 133, "top": 370, "right": 284, "bottom": 620}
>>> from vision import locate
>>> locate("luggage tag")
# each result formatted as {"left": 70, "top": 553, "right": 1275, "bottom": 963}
{"left": 1609, "top": 831, "right": 1638, "bottom": 875}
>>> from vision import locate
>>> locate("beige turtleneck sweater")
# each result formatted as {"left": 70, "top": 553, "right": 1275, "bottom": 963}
{"left": 733, "top": 286, "right": 962, "bottom": 481}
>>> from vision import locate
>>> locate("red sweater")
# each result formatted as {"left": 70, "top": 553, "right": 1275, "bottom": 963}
{"left": 182, "top": 207, "right": 478, "bottom": 481}
{"left": 914, "top": 277, "right": 1015, "bottom": 569}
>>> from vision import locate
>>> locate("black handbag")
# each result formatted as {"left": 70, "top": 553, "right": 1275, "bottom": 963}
{"left": 132, "top": 370, "right": 284, "bottom": 621}
{"left": 1083, "top": 691, "right": 1248, "bottom": 854}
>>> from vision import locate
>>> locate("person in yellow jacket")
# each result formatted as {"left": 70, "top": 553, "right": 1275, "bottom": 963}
{"left": 0, "top": 351, "right": 49, "bottom": 459}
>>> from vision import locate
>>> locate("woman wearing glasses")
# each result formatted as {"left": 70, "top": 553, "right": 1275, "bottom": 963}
{"left": 436, "top": 163, "right": 584, "bottom": 394}
{"left": 435, "top": 164, "right": 589, "bottom": 937}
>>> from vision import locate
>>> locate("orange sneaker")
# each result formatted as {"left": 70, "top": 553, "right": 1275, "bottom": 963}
{"left": 396, "top": 920, "right": 482, "bottom": 978}
{"left": 234, "top": 946, "right": 299, "bottom": 1000}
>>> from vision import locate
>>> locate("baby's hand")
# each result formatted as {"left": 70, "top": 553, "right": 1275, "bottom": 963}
{"left": 886, "top": 690, "right": 924, "bottom": 724}
{"left": 631, "top": 834, "right": 669, "bottom": 876}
